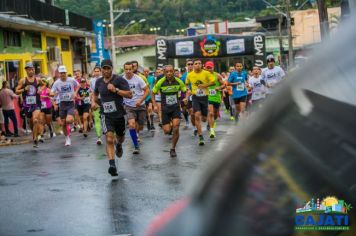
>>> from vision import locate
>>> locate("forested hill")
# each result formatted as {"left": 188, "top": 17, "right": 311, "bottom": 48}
{"left": 53, "top": 0, "right": 341, "bottom": 35}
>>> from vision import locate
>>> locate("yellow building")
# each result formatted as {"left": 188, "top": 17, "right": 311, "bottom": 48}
{"left": 0, "top": 0, "right": 94, "bottom": 88}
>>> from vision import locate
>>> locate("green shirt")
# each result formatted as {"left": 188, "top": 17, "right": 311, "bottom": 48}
{"left": 208, "top": 72, "right": 222, "bottom": 103}
{"left": 153, "top": 77, "right": 186, "bottom": 107}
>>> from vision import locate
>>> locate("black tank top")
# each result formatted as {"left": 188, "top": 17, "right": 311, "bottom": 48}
{"left": 23, "top": 77, "right": 41, "bottom": 107}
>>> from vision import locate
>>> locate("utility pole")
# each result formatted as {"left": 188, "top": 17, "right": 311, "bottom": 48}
{"left": 108, "top": 0, "right": 129, "bottom": 72}
{"left": 286, "top": 0, "right": 294, "bottom": 68}
{"left": 317, "top": 0, "right": 329, "bottom": 40}
{"left": 278, "top": 14, "right": 284, "bottom": 67}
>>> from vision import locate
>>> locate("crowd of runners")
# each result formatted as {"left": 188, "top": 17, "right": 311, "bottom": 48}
{"left": 0, "top": 55, "right": 285, "bottom": 176}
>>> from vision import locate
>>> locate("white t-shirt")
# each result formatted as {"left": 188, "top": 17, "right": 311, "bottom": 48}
{"left": 51, "top": 77, "right": 79, "bottom": 103}
{"left": 123, "top": 74, "right": 147, "bottom": 107}
{"left": 248, "top": 76, "right": 267, "bottom": 101}
{"left": 261, "top": 66, "right": 285, "bottom": 86}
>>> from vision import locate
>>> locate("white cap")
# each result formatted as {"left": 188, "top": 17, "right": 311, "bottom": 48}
{"left": 58, "top": 65, "right": 67, "bottom": 73}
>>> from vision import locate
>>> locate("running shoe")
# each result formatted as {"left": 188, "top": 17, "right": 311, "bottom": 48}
{"left": 193, "top": 129, "right": 198, "bottom": 136}
{"left": 170, "top": 149, "right": 177, "bottom": 158}
{"left": 133, "top": 146, "right": 140, "bottom": 154}
{"left": 83, "top": 133, "right": 88, "bottom": 138}
{"left": 230, "top": 116, "right": 235, "bottom": 121}
{"left": 209, "top": 128, "right": 216, "bottom": 139}
{"left": 199, "top": 136, "right": 205, "bottom": 146}
{"left": 65, "top": 136, "right": 71, "bottom": 146}
{"left": 108, "top": 165, "right": 118, "bottom": 176}
{"left": 33, "top": 140, "right": 38, "bottom": 148}
{"left": 96, "top": 138, "right": 102, "bottom": 145}
{"left": 115, "top": 143, "right": 123, "bottom": 158}
{"left": 213, "top": 121, "right": 217, "bottom": 129}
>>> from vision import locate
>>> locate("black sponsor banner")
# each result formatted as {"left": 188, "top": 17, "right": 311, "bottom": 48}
{"left": 156, "top": 34, "right": 266, "bottom": 67}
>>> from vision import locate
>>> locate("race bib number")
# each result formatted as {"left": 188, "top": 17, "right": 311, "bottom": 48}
{"left": 166, "top": 95, "right": 178, "bottom": 105}
{"left": 130, "top": 88, "right": 136, "bottom": 96}
{"left": 41, "top": 101, "right": 48, "bottom": 109}
{"left": 252, "top": 92, "right": 262, "bottom": 100}
{"left": 196, "top": 89, "right": 206, "bottom": 97}
{"left": 236, "top": 83, "right": 245, "bottom": 91}
{"left": 83, "top": 97, "right": 91, "bottom": 104}
{"left": 60, "top": 93, "right": 72, "bottom": 102}
{"left": 103, "top": 101, "right": 117, "bottom": 113}
{"left": 26, "top": 96, "right": 36, "bottom": 105}
{"left": 209, "top": 89, "right": 217, "bottom": 96}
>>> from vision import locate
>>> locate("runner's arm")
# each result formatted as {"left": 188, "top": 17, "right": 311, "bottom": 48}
{"left": 15, "top": 78, "right": 25, "bottom": 95}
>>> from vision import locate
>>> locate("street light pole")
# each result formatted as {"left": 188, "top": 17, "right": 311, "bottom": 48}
{"left": 108, "top": 0, "right": 116, "bottom": 71}
{"left": 286, "top": 0, "right": 294, "bottom": 68}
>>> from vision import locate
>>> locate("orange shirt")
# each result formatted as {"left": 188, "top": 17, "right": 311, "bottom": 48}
{"left": 224, "top": 81, "right": 232, "bottom": 95}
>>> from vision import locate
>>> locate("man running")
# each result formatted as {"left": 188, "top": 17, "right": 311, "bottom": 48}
{"left": 144, "top": 67, "right": 155, "bottom": 130}
{"left": 185, "top": 59, "right": 215, "bottom": 145}
{"left": 50, "top": 65, "right": 79, "bottom": 146}
{"left": 180, "top": 59, "right": 194, "bottom": 130}
{"left": 123, "top": 62, "right": 149, "bottom": 154}
{"left": 77, "top": 78, "right": 91, "bottom": 137}
{"left": 89, "top": 67, "right": 103, "bottom": 145}
{"left": 261, "top": 55, "right": 285, "bottom": 94}
{"left": 228, "top": 62, "right": 248, "bottom": 122}
{"left": 248, "top": 66, "right": 267, "bottom": 108}
{"left": 92, "top": 59, "right": 132, "bottom": 176}
{"left": 152, "top": 65, "right": 186, "bottom": 157}
{"left": 205, "top": 61, "right": 224, "bottom": 139}
{"left": 16, "top": 62, "right": 43, "bottom": 147}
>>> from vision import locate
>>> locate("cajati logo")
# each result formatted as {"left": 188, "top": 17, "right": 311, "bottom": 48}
{"left": 200, "top": 35, "right": 220, "bottom": 57}
{"left": 295, "top": 196, "right": 352, "bottom": 231}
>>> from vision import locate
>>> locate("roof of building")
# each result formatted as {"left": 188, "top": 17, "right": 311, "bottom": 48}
{"left": 105, "top": 34, "right": 157, "bottom": 48}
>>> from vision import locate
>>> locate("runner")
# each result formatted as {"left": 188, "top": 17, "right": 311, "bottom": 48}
{"left": 73, "top": 70, "right": 83, "bottom": 132}
{"left": 50, "top": 65, "right": 79, "bottom": 146}
{"left": 123, "top": 62, "right": 150, "bottom": 154}
{"left": 16, "top": 62, "right": 43, "bottom": 147}
{"left": 228, "top": 62, "right": 248, "bottom": 122}
{"left": 89, "top": 66, "right": 103, "bottom": 145}
{"left": 92, "top": 59, "right": 132, "bottom": 176}
{"left": 77, "top": 78, "right": 91, "bottom": 137}
{"left": 144, "top": 67, "right": 156, "bottom": 130}
{"left": 153, "top": 67, "right": 164, "bottom": 127}
{"left": 261, "top": 55, "right": 286, "bottom": 94}
{"left": 248, "top": 66, "right": 267, "bottom": 109}
{"left": 38, "top": 79, "right": 54, "bottom": 138}
{"left": 205, "top": 61, "right": 225, "bottom": 139}
{"left": 181, "top": 59, "right": 195, "bottom": 132}
{"left": 185, "top": 59, "right": 215, "bottom": 145}
{"left": 222, "top": 73, "right": 235, "bottom": 120}
{"left": 132, "top": 60, "right": 149, "bottom": 84}
{"left": 152, "top": 65, "right": 186, "bottom": 157}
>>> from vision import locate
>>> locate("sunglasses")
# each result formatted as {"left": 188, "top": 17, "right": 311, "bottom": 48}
{"left": 187, "top": 63, "right": 193, "bottom": 66}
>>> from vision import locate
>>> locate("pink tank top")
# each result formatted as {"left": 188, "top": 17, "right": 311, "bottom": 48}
{"left": 40, "top": 88, "right": 52, "bottom": 109}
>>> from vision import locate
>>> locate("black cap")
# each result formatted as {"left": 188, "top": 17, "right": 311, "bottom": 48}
{"left": 101, "top": 59, "right": 113, "bottom": 68}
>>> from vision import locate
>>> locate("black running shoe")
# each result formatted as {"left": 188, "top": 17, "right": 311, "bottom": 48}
{"left": 108, "top": 165, "right": 118, "bottom": 176}
{"left": 83, "top": 133, "right": 88, "bottom": 138}
{"left": 170, "top": 149, "right": 177, "bottom": 157}
{"left": 133, "top": 146, "right": 140, "bottom": 154}
{"left": 115, "top": 143, "right": 123, "bottom": 158}
{"left": 33, "top": 140, "right": 38, "bottom": 148}
{"left": 150, "top": 125, "right": 156, "bottom": 130}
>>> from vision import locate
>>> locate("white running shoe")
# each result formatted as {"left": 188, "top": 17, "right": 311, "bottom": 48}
{"left": 65, "top": 136, "right": 71, "bottom": 146}
{"left": 96, "top": 138, "right": 102, "bottom": 145}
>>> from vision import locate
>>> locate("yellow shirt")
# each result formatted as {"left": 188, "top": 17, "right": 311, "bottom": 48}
{"left": 185, "top": 69, "right": 215, "bottom": 96}
{"left": 137, "top": 73, "right": 149, "bottom": 85}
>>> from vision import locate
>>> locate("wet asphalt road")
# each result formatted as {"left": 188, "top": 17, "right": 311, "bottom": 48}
{"left": 0, "top": 115, "right": 236, "bottom": 236}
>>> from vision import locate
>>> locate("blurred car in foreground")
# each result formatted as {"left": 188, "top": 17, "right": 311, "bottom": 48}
{"left": 146, "top": 14, "right": 356, "bottom": 236}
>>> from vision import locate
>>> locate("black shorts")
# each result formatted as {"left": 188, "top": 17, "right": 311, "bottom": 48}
{"left": 187, "top": 100, "right": 193, "bottom": 110}
{"left": 59, "top": 102, "right": 75, "bottom": 120}
{"left": 192, "top": 95, "right": 208, "bottom": 117}
{"left": 162, "top": 105, "right": 181, "bottom": 125}
{"left": 24, "top": 106, "right": 41, "bottom": 119}
{"left": 41, "top": 108, "right": 52, "bottom": 115}
{"left": 77, "top": 104, "right": 90, "bottom": 116}
{"left": 233, "top": 96, "right": 248, "bottom": 104}
{"left": 208, "top": 101, "right": 220, "bottom": 110}
{"left": 101, "top": 115, "right": 126, "bottom": 136}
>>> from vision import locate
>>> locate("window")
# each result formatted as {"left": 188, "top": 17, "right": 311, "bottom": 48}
{"left": 3, "top": 30, "right": 21, "bottom": 47}
{"left": 46, "top": 37, "right": 56, "bottom": 47}
{"left": 61, "top": 38, "right": 70, "bottom": 51}
{"left": 31, "top": 33, "right": 42, "bottom": 48}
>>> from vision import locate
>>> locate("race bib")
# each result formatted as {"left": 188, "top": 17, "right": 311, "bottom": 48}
{"left": 252, "top": 92, "right": 262, "bottom": 100}
{"left": 60, "top": 92, "right": 72, "bottom": 102}
{"left": 236, "top": 83, "right": 245, "bottom": 91}
{"left": 130, "top": 88, "right": 136, "bottom": 96}
{"left": 103, "top": 101, "right": 117, "bottom": 113}
{"left": 26, "top": 96, "right": 36, "bottom": 105}
{"left": 166, "top": 95, "right": 177, "bottom": 105}
{"left": 41, "top": 101, "right": 48, "bottom": 109}
{"left": 209, "top": 89, "right": 217, "bottom": 96}
{"left": 196, "top": 89, "right": 206, "bottom": 97}
{"left": 83, "top": 97, "right": 91, "bottom": 104}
